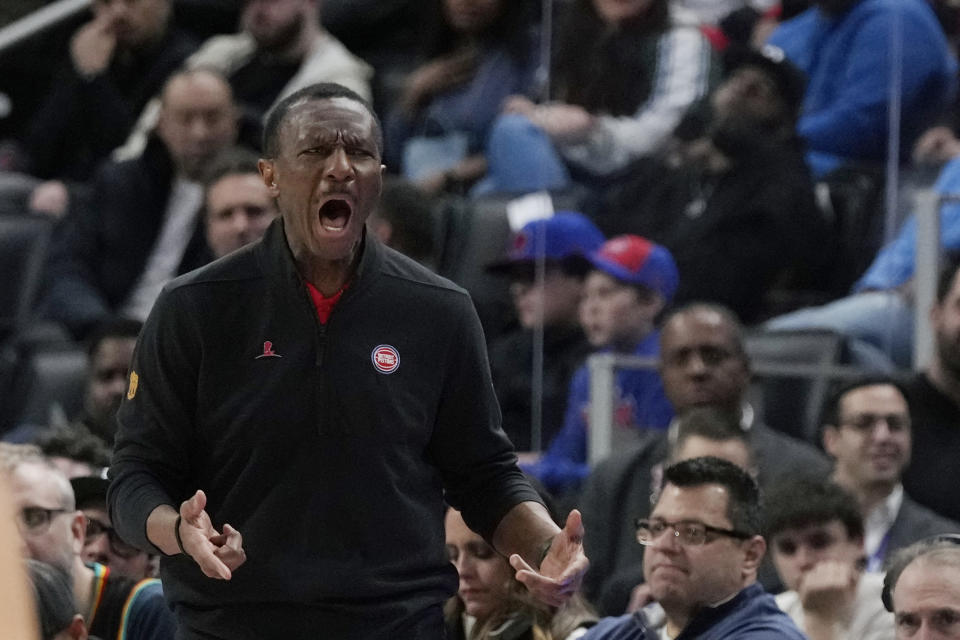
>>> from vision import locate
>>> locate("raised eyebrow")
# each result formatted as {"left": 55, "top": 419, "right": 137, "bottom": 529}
{"left": 340, "top": 131, "right": 376, "bottom": 148}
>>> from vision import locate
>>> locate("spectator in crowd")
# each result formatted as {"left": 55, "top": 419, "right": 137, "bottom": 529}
{"left": 901, "top": 258, "right": 960, "bottom": 524}
{"left": 578, "top": 303, "right": 830, "bottom": 606}
{"left": 674, "top": 0, "right": 777, "bottom": 26}
{"left": 322, "top": 0, "right": 422, "bottom": 85}
{"left": 108, "top": 83, "right": 588, "bottom": 637}
{"left": 582, "top": 456, "right": 806, "bottom": 639}
{"left": 475, "top": 0, "right": 716, "bottom": 195}
{"left": 36, "top": 428, "right": 112, "bottom": 480}
{"left": 883, "top": 535, "right": 960, "bottom": 639}
{"left": 71, "top": 473, "right": 157, "bottom": 581}
{"left": 121, "top": 0, "right": 372, "bottom": 155}
{"left": 40, "top": 69, "right": 239, "bottom": 339}
{"left": 603, "top": 43, "right": 825, "bottom": 323}
{"left": 822, "top": 376, "right": 959, "bottom": 571}
{"left": 444, "top": 503, "right": 596, "bottom": 639}
{"left": 3, "top": 318, "right": 141, "bottom": 448}
{"left": 26, "top": 559, "right": 90, "bottom": 640}
{"left": 366, "top": 178, "right": 438, "bottom": 267}
{"left": 21, "top": 0, "right": 195, "bottom": 185}
{"left": 384, "top": 0, "right": 539, "bottom": 195}
{"left": 0, "top": 463, "right": 39, "bottom": 637}
{"left": 201, "top": 147, "right": 278, "bottom": 260}
{"left": 76, "top": 319, "right": 141, "bottom": 445}
{"left": 767, "top": 0, "right": 957, "bottom": 177}
{"left": 584, "top": 407, "right": 757, "bottom": 615}
{"left": 0, "top": 446, "right": 173, "bottom": 639}
{"left": 486, "top": 213, "right": 605, "bottom": 452}
{"left": 765, "top": 476, "right": 893, "bottom": 640}
{"left": 767, "top": 144, "right": 960, "bottom": 368}
{"left": 522, "top": 235, "right": 678, "bottom": 494}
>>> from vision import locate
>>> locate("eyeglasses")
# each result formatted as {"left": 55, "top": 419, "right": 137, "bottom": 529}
{"left": 773, "top": 530, "right": 837, "bottom": 556}
{"left": 840, "top": 413, "right": 910, "bottom": 433}
{"left": 635, "top": 517, "right": 752, "bottom": 546}
{"left": 18, "top": 507, "right": 69, "bottom": 534}
{"left": 85, "top": 518, "right": 141, "bottom": 559}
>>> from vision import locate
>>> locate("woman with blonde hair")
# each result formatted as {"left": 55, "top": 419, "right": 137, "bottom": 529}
{"left": 444, "top": 506, "right": 596, "bottom": 640}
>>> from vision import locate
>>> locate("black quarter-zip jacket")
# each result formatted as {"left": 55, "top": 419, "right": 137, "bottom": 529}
{"left": 109, "top": 219, "right": 540, "bottom": 639}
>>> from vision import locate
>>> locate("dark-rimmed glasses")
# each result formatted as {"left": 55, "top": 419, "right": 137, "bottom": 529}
{"left": 85, "top": 517, "right": 141, "bottom": 559}
{"left": 635, "top": 517, "right": 752, "bottom": 546}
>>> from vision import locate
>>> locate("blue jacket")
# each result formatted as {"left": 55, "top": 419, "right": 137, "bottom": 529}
{"left": 583, "top": 583, "right": 807, "bottom": 640}
{"left": 854, "top": 155, "right": 960, "bottom": 292}
{"left": 522, "top": 332, "right": 673, "bottom": 493}
{"left": 768, "top": 0, "right": 957, "bottom": 177}
{"left": 384, "top": 32, "right": 540, "bottom": 173}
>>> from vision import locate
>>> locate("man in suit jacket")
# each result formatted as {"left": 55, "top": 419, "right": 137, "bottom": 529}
{"left": 39, "top": 69, "right": 239, "bottom": 339}
{"left": 821, "top": 376, "right": 959, "bottom": 573}
{"left": 578, "top": 303, "right": 830, "bottom": 611}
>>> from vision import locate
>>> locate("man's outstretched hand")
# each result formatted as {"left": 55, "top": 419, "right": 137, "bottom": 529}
{"left": 509, "top": 510, "right": 589, "bottom": 608}
{"left": 179, "top": 490, "right": 246, "bottom": 580}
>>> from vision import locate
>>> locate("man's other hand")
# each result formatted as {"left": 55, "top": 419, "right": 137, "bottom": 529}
{"left": 179, "top": 490, "right": 246, "bottom": 580}
{"left": 509, "top": 509, "right": 589, "bottom": 608}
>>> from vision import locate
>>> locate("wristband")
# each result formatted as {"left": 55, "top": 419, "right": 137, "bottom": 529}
{"left": 537, "top": 537, "right": 553, "bottom": 569}
{"left": 174, "top": 515, "right": 187, "bottom": 556}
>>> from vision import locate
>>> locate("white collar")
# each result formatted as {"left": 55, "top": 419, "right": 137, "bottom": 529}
{"left": 863, "top": 484, "right": 903, "bottom": 569}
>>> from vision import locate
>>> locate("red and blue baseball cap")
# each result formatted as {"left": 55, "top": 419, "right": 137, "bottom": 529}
{"left": 587, "top": 235, "right": 679, "bottom": 303}
{"left": 486, "top": 211, "right": 606, "bottom": 275}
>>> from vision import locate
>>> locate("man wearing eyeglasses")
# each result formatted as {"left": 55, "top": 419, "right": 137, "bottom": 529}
{"left": 582, "top": 456, "right": 805, "bottom": 639}
{"left": 71, "top": 474, "right": 157, "bottom": 581}
{"left": 765, "top": 476, "right": 893, "bottom": 640}
{"left": 0, "top": 446, "right": 174, "bottom": 640}
{"left": 821, "top": 376, "right": 959, "bottom": 572}
{"left": 580, "top": 303, "right": 829, "bottom": 606}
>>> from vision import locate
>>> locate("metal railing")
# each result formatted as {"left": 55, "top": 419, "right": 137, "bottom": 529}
{"left": 586, "top": 352, "right": 870, "bottom": 465}
{"left": 0, "top": 0, "right": 89, "bottom": 55}
{"left": 913, "top": 190, "right": 960, "bottom": 369}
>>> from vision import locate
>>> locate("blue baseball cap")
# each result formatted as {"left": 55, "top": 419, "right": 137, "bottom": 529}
{"left": 486, "top": 211, "right": 606, "bottom": 275}
{"left": 587, "top": 235, "right": 679, "bottom": 303}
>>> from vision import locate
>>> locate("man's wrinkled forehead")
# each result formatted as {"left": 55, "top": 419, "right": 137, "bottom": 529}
{"left": 279, "top": 97, "right": 381, "bottom": 153}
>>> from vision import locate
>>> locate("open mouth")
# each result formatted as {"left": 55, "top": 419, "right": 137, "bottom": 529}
{"left": 318, "top": 198, "right": 353, "bottom": 233}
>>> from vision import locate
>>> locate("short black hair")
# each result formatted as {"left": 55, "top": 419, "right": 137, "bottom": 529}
{"left": 202, "top": 146, "right": 261, "bottom": 189}
{"left": 36, "top": 426, "right": 111, "bottom": 468}
{"left": 819, "top": 374, "right": 910, "bottom": 429}
{"left": 85, "top": 317, "right": 142, "bottom": 359}
{"left": 670, "top": 406, "right": 752, "bottom": 463}
{"left": 662, "top": 456, "right": 761, "bottom": 535}
{"left": 763, "top": 476, "right": 864, "bottom": 541}
{"left": 936, "top": 252, "right": 960, "bottom": 304}
{"left": 27, "top": 559, "right": 77, "bottom": 640}
{"left": 661, "top": 302, "right": 748, "bottom": 362}
{"left": 261, "top": 83, "right": 383, "bottom": 158}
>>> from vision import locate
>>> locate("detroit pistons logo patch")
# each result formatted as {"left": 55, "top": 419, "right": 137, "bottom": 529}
{"left": 371, "top": 344, "right": 400, "bottom": 374}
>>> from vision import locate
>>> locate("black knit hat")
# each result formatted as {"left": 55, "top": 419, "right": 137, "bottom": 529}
{"left": 723, "top": 43, "right": 808, "bottom": 117}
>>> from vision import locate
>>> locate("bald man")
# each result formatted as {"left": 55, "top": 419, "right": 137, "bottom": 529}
{"left": 40, "top": 69, "right": 239, "bottom": 339}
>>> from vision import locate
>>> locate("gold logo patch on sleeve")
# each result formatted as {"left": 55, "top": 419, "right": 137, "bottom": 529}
{"left": 127, "top": 371, "right": 139, "bottom": 400}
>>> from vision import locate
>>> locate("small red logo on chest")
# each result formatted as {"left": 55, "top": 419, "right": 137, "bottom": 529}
{"left": 255, "top": 341, "right": 282, "bottom": 359}
{"left": 371, "top": 345, "right": 400, "bottom": 374}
